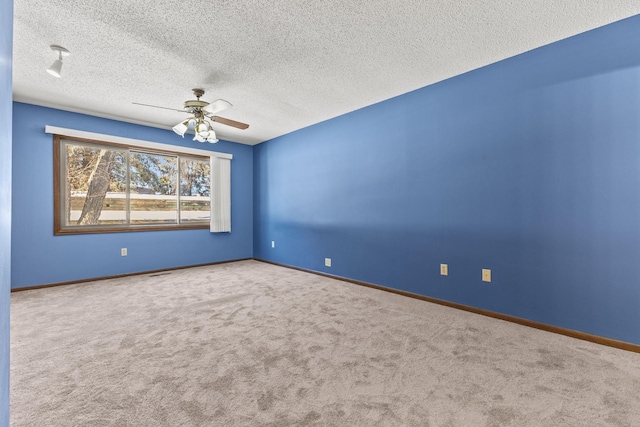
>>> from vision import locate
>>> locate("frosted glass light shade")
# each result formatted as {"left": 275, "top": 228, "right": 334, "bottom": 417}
{"left": 175, "top": 117, "right": 218, "bottom": 143}
{"left": 206, "top": 129, "right": 218, "bottom": 143}
{"left": 196, "top": 122, "right": 209, "bottom": 134}
{"left": 172, "top": 121, "right": 189, "bottom": 137}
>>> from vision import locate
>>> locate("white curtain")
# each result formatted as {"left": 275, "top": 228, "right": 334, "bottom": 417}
{"left": 210, "top": 156, "right": 231, "bottom": 233}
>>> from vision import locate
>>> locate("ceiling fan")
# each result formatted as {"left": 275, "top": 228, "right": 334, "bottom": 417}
{"left": 133, "top": 88, "right": 249, "bottom": 143}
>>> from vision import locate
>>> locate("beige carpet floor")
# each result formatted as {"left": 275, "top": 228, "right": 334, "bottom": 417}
{"left": 10, "top": 260, "right": 640, "bottom": 426}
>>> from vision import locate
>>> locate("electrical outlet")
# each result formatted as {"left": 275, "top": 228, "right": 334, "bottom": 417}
{"left": 482, "top": 269, "right": 491, "bottom": 282}
{"left": 271, "top": 241, "right": 275, "bottom": 248}
{"left": 440, "top": 264, "right": 448, "bottom": 276}
{"left": 121, "top": 248, "right": 127, "bottom": 257}
{"left": 325, "top": 258, "right": 332, "bottom": 267}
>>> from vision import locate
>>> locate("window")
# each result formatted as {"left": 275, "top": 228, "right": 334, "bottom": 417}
{"left": 54, "top": 135, "right": 215, "bottom": 234}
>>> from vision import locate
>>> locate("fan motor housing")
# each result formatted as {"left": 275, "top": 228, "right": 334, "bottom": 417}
{"left": 184, "top": 100, "right": 208, "bottom": 109}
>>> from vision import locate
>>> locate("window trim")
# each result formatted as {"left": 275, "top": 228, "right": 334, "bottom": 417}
{"left": 50, "top": 126, "right": 231, "bottom": 235}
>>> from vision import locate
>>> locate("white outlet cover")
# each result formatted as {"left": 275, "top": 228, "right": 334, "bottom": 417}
{"left": 271, "top": 241, "right": 275, "bottom": 248}
{"left": 440, "top": 264, "right": 448, "bottom": 276}
{"left": 325, "top": 258, "right": 331, "bottom": 267}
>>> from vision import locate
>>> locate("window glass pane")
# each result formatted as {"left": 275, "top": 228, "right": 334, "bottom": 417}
{"left": 56, "top": 135, "right": 215, "bottom": 234}
{"left": 65, "top": 143, "right": 127, "bottom": 226}
{"left": 129, "top": 152, "right": 178, "bottom": 224}
{"left": 180, "top": 157, "right": 211, "bottom": 223}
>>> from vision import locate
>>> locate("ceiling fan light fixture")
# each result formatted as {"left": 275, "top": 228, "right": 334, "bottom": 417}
{"left": 190, "top": 118, "right": 218, "bottom": 143}
{"left": 172, "top": 120, "right": 189, "bottom": 137}
{"left": 46, "top": 45, "right": 70, "bottom": 78}
{"left": 196, "top": 121, "right": 209, "bottom": 134}
{"left": 150, "top": 89, "right": 246, "bottom": 144}
{"left": 206, "top": 129, "right": 218, "bottom": 144}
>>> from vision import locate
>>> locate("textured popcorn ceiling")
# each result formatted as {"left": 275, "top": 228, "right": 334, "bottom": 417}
{"left": 12, "top": 1, "right": 640, "bottom": 145}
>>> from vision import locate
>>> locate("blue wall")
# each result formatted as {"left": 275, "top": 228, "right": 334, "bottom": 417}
{"left": 12, "top": 103, "right": 253, "bottom": 289}
{"left": 254, "top": 15, "right": 640, "bottom": 345}
{"left": 0, "top": 0, "right": 12, "bottom": 423}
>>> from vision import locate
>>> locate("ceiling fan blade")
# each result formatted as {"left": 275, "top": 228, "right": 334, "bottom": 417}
{"left": 132, "top": 102, "right": 186, "bottom": 113}
{"left": 203, "top": 99, "right": 232, "bottom": 115}
{"left": 211, "top": 116, "right": 250, "bottom": 130}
